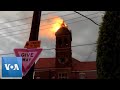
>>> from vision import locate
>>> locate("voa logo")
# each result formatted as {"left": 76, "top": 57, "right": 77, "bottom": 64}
{"left": 4, "top": 64, "right": 19, "bottom": 70}
{"left": 2, "top": 57, "right": 22, "bottom": 78}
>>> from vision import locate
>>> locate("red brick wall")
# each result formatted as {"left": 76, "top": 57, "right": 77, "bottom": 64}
{"left": 70, "top": 71, "right": 97, "bottom": 79}
{"left": 34, "top": 70, "right": 97, "bottom": 79}
{"left": 70, "top": 72, "right": 79, "bottom": 79}
{"left": 34, "top": 71, "right": 49, "bottom": 79}
{"left": 34, "top": 69, "right": 71, "bottom": 79}
{"left": 85, "top": 71, "right": 97, "bottom": 79}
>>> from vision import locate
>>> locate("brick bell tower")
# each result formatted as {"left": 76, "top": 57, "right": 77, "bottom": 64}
{"left": 55, "top": 23, "right": 72, "bottom": 68}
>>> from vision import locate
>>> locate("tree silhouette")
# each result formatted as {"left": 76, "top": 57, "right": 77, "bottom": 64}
{"left": 96, "top": 11, "right": 120, "bottom": 79}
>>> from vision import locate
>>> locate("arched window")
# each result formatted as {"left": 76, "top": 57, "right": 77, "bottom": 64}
{"left": 58, "top": 57, "right": 65, "bottom": 64}
{"left": 58, "top": 39, "right": 62, "bottom": 46}
{"left": 64, "top": 38, "right": 68, "bottom": 46}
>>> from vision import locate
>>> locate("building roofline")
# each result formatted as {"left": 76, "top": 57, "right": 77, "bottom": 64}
{"left": 34, "top": 67, "right": 71, "bottom": 71}
{"left": 34, "top": 68, "right": 96, "bottom": 72}
{"left": 36, "top": 57, "right": 95, "bottom": 63}
{"left": 71, "top": 70, "right": 96, "bottom": 73}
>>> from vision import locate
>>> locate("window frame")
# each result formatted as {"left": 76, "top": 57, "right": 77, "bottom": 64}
{"left": 79, "top": 73, "right": 86, "bottom": 79}
{"left": 35, "top": 77, "right": 41, "bottom": 79}
{"left": 58, "top": 72, "right": 68, "bottom": 79}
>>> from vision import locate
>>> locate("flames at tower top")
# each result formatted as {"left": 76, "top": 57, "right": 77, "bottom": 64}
{"left": 51, "top": 17, "right": 68, "bottom": 33}
{"left": 39, "top": 16, "right": 68, "bottom": 39}
{"left": 61, "top": 21, "right": 68, "bottom": 28}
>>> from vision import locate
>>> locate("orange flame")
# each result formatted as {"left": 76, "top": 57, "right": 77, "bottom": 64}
{"left": 51, "top": 17, "right": 67, "bottom": 33}
{"left": 39, "top": 16, "right": 67, "bottom": 39}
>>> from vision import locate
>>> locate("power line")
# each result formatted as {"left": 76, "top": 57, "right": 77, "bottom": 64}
{"left": 40, "top": 12, "right": 100, "bottom": 28}
{"left": 72, "top": 43, "right": 97, "bottom": 47}
{"left": 67, "top": 15, "right": 101, "bottom": 25}
{"left": 0, "top": 11, "right": 73, "bottom": 25}
{"left": 0, "top": 15, "right": 100, "bottom": 35}
{"left": 74, "top": 11, "right": 100, "bottom": 26}
{"left": 0, "top": 12, "right": 74, "bottom": 31}
{"left": 0, "top": 17, "right": 32, "bottom": 24}
{"left": 16, "top": 11, "right": 58, "bottom": 16}
{"left": 37, "top": 12, "right": 100, "bottom": 23}
{"left": 41, "top": 12, "right": 76, "bottom": 22}
{"left": 0, "top": 42, "right": 97, "bottom": 55}
{"left": 0, "top": 13, "right": 100, "bottom": 31}
{"left": 0, "top": 12, "right": 99, "bottom": 33}
{"left": 65, "top": 12, "right": 100, "bottom": 22}
{"left": 41, "top": 11, "right": 59, "bottom": 15}
{"left": 0, "top": 15, "right": 101, "bottom": 38}
{"left": 0, "top": 12, "right": 101, "bottom": 37}
{"left": 0, "top": 12, "right": 61, "bottom": 30}
{"left": 0, "top": 12, "right": 75, "bottom": 30}
{"left": 40, "top": 15, "right": 101, "bottom": 30}
{"left": 0, "top": 12, "right": 100, "bottom": 32}
{"left": 0, "top": 11, "right": 62, "bottom": 24}
{"left": 0, "top": 11, "right": 97, "bottom": 27}
{"left": 0, "top": 11, "right": 99, "bottom": 55}
{"left": 85, "top": 46, "right": 96, "bottom": 61}
{"left": 0, "top": 23, "right": 31, "bottom": 31}
{"left": 0, "top": 28, "right": 30, "bottom": 35}
{"left": 0, "top": 31, "right": 30, "bottom": 38}
{"left": 0, "top": 12, "right": 76, "bottom": 32}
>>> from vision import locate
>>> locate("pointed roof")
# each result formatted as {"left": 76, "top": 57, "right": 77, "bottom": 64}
{"left": 55, "top": 22, "right": 70, "bottom": 36}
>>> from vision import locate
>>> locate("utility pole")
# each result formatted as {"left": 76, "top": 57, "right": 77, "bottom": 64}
{"left": 22, "top": 11, "right": 41, "bottom": 79}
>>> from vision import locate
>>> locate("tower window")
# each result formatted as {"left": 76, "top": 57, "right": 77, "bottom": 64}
{"left": 64, "top": 38, "right": 68, "bottom": 46}
{"left": 58, "top": 57, "right": 65, "bottom": 64}
{"left": 58, "top": 39, "right": 62, "bottom": 46}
